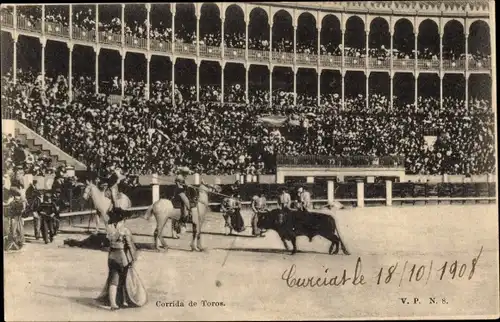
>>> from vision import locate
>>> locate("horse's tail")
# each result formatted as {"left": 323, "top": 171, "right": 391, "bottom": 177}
{"left": 143, "top": 204, "right": 155, "bottom": 221}
{"left": 334, "top": 221, "right": 350, "bottom": 255}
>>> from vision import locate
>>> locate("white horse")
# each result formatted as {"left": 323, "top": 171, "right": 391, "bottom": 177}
{"left": 142, "top": 181, "right": 217, "bottom": 252}
{"left": 82, "top": 181, "right": 132, "bottom": 232}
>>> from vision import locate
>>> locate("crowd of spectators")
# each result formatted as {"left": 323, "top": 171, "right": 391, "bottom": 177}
{"left": 5, "top": 6, "right": 489, "bottom": 64}
{"left": 1, "top": 69, "right": 495, "bottom": 177}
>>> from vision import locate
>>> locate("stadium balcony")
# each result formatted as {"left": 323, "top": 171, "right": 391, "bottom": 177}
{"left": 0, "top": 3, "right": 492, "bottom": 77}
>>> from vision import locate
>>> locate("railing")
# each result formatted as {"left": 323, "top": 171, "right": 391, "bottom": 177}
{"left": 320, "top": 55, "right": 342, "bottom": 67}
{"left": 369, "top": 57, "right": 390, "bottom": 69}
{"left": 276, "top": 155, "right": 406, "bottom": 168}
{"left": 1, "top": 11, "right": 14, "bottom": 28}
{"left": 174, "top": 42, "right": 196, "bottom": 55}
{"left": 417, "top": 59, "right": 440, "bottom": 70}
{"left": 344, "top": 56, "right": 365, "bottom": 68}
{"left": 443, "top": 59, "right": 466, "bottom": 70}
{"left": 248, "top": 49, "right": 269, "bottom": 62}
{"left": 0, "top": 17, "right": 492, "bottom": 73}
{"left": 15, "top": 181, "right": 495, "bottom": 224}
{"left": 296, "top": 53, "right": 318, "bottom": 65}
{"left": 393, "top": 58, "right": 415, "bottom": 70}
{"left": 224, "top": 46, "right": 245, "bottom": 60}
{"left": 271, "top": 51, "right": 294, "bottom": 64}
{"left": 72, "top": 26, "right": 95, "bottom": 42}
{"left": 16, "top": 15, "right": 41, "bottom": 32}
{"left": 150, "top": 39, "right": 172, "bottom": 53}
{"left": 468, "top": 59, "right": 491, "bottom": 70}
{"left": 125, "top": 35, "right": 147, "bottom": 50}
{"left": 101, "top": 31, "right": 121, "bottom": 46}
{"left": 45, "top": 21, "right": 69, "bottom": 38}
{"left": 199, "top": 44, "right": 221, "bottom": 58}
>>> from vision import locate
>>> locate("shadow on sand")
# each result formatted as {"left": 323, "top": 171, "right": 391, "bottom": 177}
{"left": 62, "top": 233, "right": 156, "bottom": 251}
{"left": 217, "top": 247, "right": 335, "bottom": 256}
{"left": 35, "top": 291, "right": 108, "bottom": 311}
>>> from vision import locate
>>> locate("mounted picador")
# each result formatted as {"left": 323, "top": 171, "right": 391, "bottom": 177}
{"left": 174, "top": 167, "right": 197, "bottom": 224}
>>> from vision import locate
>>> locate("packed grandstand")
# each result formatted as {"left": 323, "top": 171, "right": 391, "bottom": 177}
{"left": 1, "top": 3, "right": 495, "bottom": 178}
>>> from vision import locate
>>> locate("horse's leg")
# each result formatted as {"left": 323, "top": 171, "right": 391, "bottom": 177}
{"left": 94, "top": 214, "right": 100, "bottom": 233}
{"left": 155, "top": 216, "right": 169, "bottom": 251}
{"left": 290, "top": 236, "right": 298, "bottom": 255}
{"left": 171, "top": 219, "right": 180, "bottom": 239}
{"left": 196, "top": 215, "right": 204, "bottom": 251}
{"left": 190, "top": 210, "right": 202, "bottom": 251}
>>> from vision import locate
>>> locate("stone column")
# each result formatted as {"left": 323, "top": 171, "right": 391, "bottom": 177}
{"left": 68, "top": 43, "right": 73, "bottom": 100}
{"left": 13, "top": 35, "right": 17, "bottom": 84}
{"left": 121, "top": 51, "right": 125, "bottom": 97}
{"left": 146, "top": 53, "right": 151, "bottom": 99}
{"left": 357, "top": 179, "right": 364, "bottom": 208}
{"left": 221, "top": 61, "right": 225, "bottom": 103}
{"left": 327, "top": 180, "right": 335, "bottom": 204}
{"left": 40, "top": 37, "right": 46, "bottom": 88}
{"left": 196, "top": 59, "right": 200, "bottom": 102}
{"left": 385, "top": 180, "right": 392, "bottom": 206}
{"left": 152, "top": 174, "right": 160, "bottom": 203}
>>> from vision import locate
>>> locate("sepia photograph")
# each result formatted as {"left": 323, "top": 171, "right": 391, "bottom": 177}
{"left": 1, "top": 1, "right": 498, "bottom": 320}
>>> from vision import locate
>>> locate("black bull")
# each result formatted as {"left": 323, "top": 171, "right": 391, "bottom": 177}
{"left": 256, "top": 209, "right": 350, "bottom": 255}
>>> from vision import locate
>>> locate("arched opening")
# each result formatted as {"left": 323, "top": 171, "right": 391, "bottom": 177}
{"left": 44, "top": 5, "right": 69, "bottom": 33}
{"left": 272, "top": 66, "right": 294, "bottom": 105}
{"left": 1, "top": 31, "right": 13, "bottom": 76}
{"left": 344, "top": 71, "right": 365, "bottom": 103}
{"left": 272, "top": 10, "right": 293, "bottom": 53}
{"left": 248, "top": 64, "right": 270, "bottom": 104}
{"left": 150, "top": 56, "right": 172, "bottom": 102}
{"left": 297, "top": 12, "right": 317, "bottom": 54}
{"left": 296, "top": 68, "right": 317, "bottom": 104}
{"left": 368, "top": 72, "right": 390, "bottom": 109}
{"left": 200, "top": 4, "right": 221, "bottom": 47}
{"left": 224, "top": 63, "right": 245, "bottom": 103}
{"left": 199, "top": 60, "right": 221, "bottom": 102}
{"left": 468, "top": 74, "right": 491, "bottom": 106}
{"left": 175, "top": 3, "right": 196, "bottom": 43}
{"left": 443, "top": 20, "right": 465, "bottom": 60}
{"left": 17, "top": 35, "right": 41, "bottom": 75}
{"left": 369, "top": 17, "right": 390, "bottom": 58}
{"left": 150, "top": 4, "right": 172, "bottom": 43}
{"left": 72, "top": 5, "right": 96, "bottom": 34}
{"left": 321, "top": 15, "right": 341, "bottom": 55}
{"left": 248, "top": 8, "right": 269, "bottom": 50}
{"left": 345, "top": 16, "right": 365, "bottom": 56}
{"left": 418, "top": 19, "right": 439, "bottom": 59}
{"left": 443, "top": 74, "right": 465, "bottom": 103}
{"left": 124, "top": 4, "right": 147, "bottom": 39}
{"left": 417, "top": 73, "right": 439, "bottom": 99}
{"left": 98, "top": 48, "right": 121, "bottom": 94}
{"left": 393, "top": 73, "right": 415, "bottom": 106}
{"left": 97, "top": 4, "right": 121, "bottom": 35}
{"left": 393, "top": 18, "right": 414, "bottom": 59}
{"left": 468, "top": 20, "right": 491, "bottom": 65}
{"left": 124, "top": 52, "right": 147, "bottom": 96}
{"left": 17, "top": 5, "right": 42, "bottom": 30}
{"left": 72, "top": 45, "right": 95, "bottom": 95}
{"left": 174, "top": 58, "right": 196, "bottom": 101}
{"left": 45, "top": 40, "right": 68, "bottom": 79}
{"left": 320, "top": 70, "right": 341, "bottom": 106}
{"left": 224, "top": 5, "right": 245, "bottom": 49}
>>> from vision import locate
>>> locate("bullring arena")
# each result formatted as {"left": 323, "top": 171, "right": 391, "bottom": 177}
{"left": 1, "top": 1, "right": 499, "bottom": 320}
{"left": 5, "top": 204, "right": 500, "bottom": 320}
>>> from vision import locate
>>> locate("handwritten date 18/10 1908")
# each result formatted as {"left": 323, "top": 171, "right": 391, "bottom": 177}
{"left": 281, "top": 246, "right": 483, "bottom": 288}
{"left": 376, "top": 246, "right": 483, "bottom": 286}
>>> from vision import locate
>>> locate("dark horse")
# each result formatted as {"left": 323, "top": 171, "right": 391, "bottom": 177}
{"left": 257, "top": 209, "right": 350, "bottom": 255}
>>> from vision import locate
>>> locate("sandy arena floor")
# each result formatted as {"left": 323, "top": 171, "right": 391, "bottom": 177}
{"left": 4, "top": 204, "right": 499, "bottom": 321}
